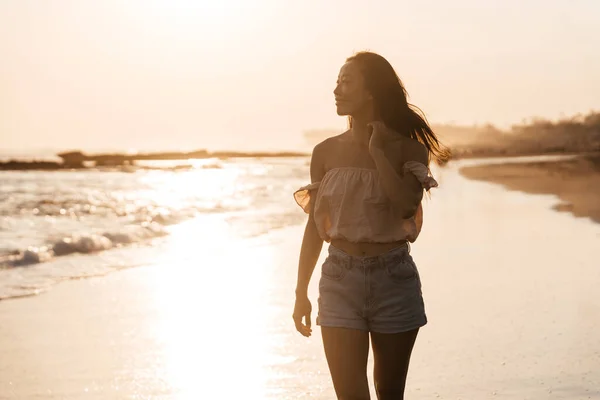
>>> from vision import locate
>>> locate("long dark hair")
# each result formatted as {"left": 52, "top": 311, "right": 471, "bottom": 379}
{"left": 347, "top": 51, "right": 451, "bottom": 165}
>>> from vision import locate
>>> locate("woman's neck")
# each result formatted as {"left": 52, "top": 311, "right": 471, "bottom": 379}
{"left": 350, "top": 103, "right": 377, "bottom": 146}
{"left": 350, "top": 113, "right": 374, "bottom": 147}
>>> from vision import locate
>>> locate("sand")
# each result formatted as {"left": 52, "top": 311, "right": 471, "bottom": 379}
{"left": 460, "top": 153, "right": 600, "bottom": 224}
{"left": 1, "top": 159, "right": 600, "bottom": 399}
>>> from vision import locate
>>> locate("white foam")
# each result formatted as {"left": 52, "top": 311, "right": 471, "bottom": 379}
{"left": 1, "top": 222, "right": 171, "bottom": 269}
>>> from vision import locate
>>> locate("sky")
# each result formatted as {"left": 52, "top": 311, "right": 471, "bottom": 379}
{"left": 1, "top": 0, "right": 599, "bottom": 153}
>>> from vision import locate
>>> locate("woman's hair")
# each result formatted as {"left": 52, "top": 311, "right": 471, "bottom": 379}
{"left": 347, "top": 51, "right": 451, "bottom": 165}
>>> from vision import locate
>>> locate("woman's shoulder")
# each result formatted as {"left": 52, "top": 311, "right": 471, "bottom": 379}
{"left": 404, "top": 138, "right": 429, "bottom": 163}
{"left": 316, "top": 130, "right": 351, "bottom": 146}
{"left": 387, "top": 136, "right": 428, "bottom": 165}
{"left": 312, "top": 131, "right": 351, "bottom": 154}
{"left": 309, "top": 132, "right": 350, "bottom": 180}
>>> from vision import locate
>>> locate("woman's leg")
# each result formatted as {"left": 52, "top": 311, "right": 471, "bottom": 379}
{"left": 370, "top": 328, "right": 419, "bottom": 400}
{"left": 322, "top": 326, "right": 371, "bottom": 400}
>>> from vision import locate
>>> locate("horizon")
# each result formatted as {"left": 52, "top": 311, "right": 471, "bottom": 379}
{"left": 3, "top": 108, "right": 598, "bottom": 159}
{"left": 2, "top": 0, "right": 599, "bottom": 153}
{"left": 2, "top": 110, "right": 598, "bottom": 160}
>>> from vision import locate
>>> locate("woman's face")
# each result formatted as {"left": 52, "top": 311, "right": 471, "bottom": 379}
{"left": 333, "top": 61, "right": 372, "bottom": 116}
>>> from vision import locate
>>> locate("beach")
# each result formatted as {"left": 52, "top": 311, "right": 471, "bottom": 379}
{"left": 1, "top": 157, "right": 600, "bottom": 399}
{"left": 2, "top": 0, "right": 599, "bottom": 397}
{"left": 460, "top": 153, "right": 600, "bottom": 223}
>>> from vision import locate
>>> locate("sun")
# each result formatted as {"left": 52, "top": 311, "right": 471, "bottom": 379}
{"left": 139, "top": 0, "right": 252, "bottom": 33}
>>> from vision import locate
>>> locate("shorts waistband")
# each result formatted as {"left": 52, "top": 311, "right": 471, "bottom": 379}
{"left": 327, "top": 242, "right": 410, "bottom": 267}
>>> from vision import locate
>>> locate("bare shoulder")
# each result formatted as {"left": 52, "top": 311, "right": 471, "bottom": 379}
{"left": 310, "top": 133, "right": 344, "bottom": 181}
{"left": 388, "top": 136, "right": 428, "bottom": 165}
{"left": 312, "top": 131, "right": 349, "bottom": 158}
{"left": 323, "top": 130, "right": 350, "bottom": 146}
{"left": 404, "top": 138, "right": 429, "bottom": 164}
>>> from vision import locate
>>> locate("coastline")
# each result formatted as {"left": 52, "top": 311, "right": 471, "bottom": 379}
{"left": 459, "top": 153, "right": 600, "bottom": 223}
{"left": 2, "top": 162, "right": 600, "bottom": 399}
{"left": 0, "top": 150, "right": 309, "bottom": 171}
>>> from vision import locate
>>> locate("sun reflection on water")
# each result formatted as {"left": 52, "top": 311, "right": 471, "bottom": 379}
{"left": 150, "top": 213, "right": 284, "bottom": 399}
{"left": 139, "top": 165, "right": 244, "bottom": 212}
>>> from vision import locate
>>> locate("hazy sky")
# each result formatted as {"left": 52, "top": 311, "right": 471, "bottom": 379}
{"left": 1, "top": 0, "right": 599, "bottom": 153}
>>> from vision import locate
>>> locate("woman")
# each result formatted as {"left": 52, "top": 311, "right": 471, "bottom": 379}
{"left": 292, "top": 51, "right": 449, "bottom": 399}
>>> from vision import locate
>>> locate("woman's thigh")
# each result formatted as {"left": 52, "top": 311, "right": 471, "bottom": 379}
{"left": 371, "top": 328, "right": 419, "bottom": 400}
{"left": 322, "top": 327, "right": 371, "bottom": 400}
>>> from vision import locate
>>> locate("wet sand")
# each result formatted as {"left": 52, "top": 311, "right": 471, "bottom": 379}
{"left": 460, "top": 153, "right": 600, "bottom": 223}
{"left": 1, "top": 161, "right": 600, "bottom": 399}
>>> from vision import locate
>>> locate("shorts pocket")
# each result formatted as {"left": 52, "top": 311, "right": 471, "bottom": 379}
{"left": 321, "top": 255, "right": 348, "bottom": 281}
{"left": 384, "top": 252, "right": 418, "bottom": 283}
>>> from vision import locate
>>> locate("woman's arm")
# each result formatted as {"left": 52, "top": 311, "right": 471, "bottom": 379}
{"left": 295, "top": 142, "right": 326, "bottom": 296}
{"left": 295, "top": 214, "right": 324, "bottom": 296}
{"left": 293, "top": 142, "right": 326, "bottom": 337}
{"left": 368, "top": 123, "right": 428, "bottom": 219}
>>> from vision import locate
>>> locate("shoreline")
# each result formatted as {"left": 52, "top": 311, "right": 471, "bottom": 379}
{"left": 2, "top": 148, "right": 599, "bottom": 171}
{"left": 459, "top": 153, "right": 600, "bottom": 223}
{"left": 0, "top": 150, "right": 309, "bottom": 171}
{"left": 2, "top": 163, "right": 600, "bottom": 398}
{"left": 447, "top": 149, "right": 597, "bottom": 161}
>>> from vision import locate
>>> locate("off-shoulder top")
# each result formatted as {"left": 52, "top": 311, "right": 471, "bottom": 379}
{"left": 293, "top": 161, "right": 438, "bottom": 243}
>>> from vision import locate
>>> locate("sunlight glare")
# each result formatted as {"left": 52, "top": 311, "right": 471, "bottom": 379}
{"left": 139, "top": 0, "right": 254, "bottom": 35}
{"left": 151, "top": 218, "right": 279, "bottom": 398}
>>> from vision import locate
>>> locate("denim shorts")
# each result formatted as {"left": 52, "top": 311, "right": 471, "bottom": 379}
{"left": 316, "top": 243, "right": 427, "bottom": 334}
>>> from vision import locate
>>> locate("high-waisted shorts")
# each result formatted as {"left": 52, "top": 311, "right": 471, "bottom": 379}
{"left": 317, "top": 243, "right": 427, "bottom": 334}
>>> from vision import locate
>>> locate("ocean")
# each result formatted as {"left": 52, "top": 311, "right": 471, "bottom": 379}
{"left": 0, "top": 157, "right": 309, "bottom": 299}
{"left": 1, "top": 155, "right": 599, "bottom": 399}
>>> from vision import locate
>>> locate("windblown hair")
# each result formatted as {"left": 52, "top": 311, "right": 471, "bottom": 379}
{"left": 347, "top": 51, "right": 451, "bottom": 165}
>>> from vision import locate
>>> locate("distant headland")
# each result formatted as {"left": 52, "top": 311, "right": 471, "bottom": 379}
{"left": 3, "top": 111, "right": 599, "bottom": 171}
{"left": 305, "top": 111, "right": 600, "bottom": 162}
{"left": 0, "top": 149, "right": 310, "bottom": 171}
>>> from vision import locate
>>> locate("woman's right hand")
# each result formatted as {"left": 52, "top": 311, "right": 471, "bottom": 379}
{"left": 293, "top": 294, "right": 312, "bottom": 337}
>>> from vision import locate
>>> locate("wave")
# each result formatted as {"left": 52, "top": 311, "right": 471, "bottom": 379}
{"left": 0, "top": 222, "right": 169, "bottom": 268}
